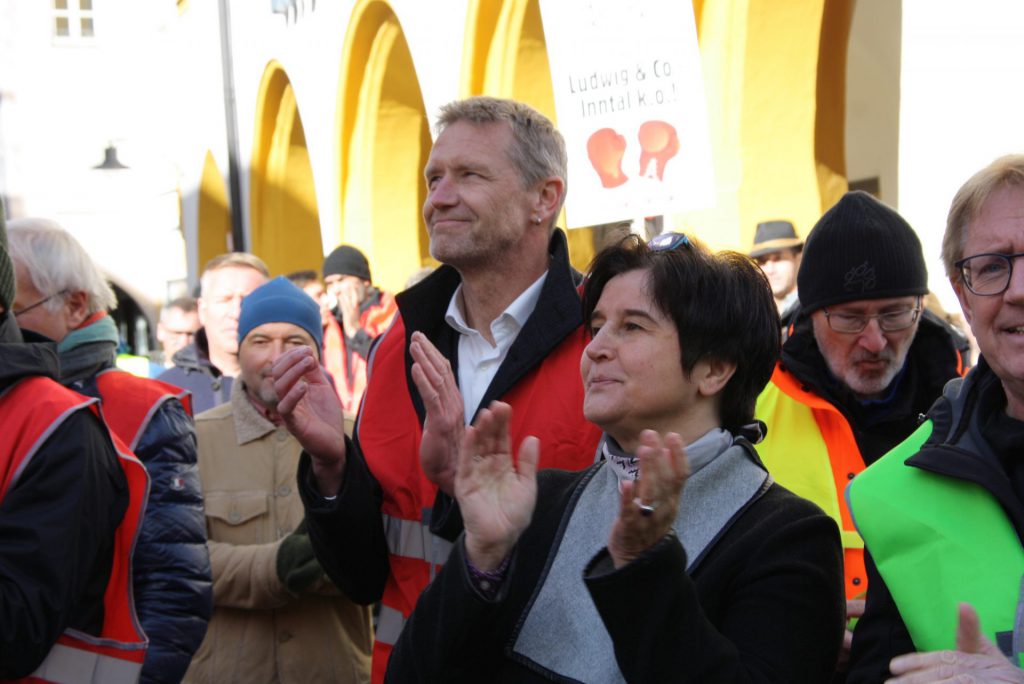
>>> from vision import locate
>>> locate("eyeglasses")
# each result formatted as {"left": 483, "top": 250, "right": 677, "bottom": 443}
{"left": 13, "top": 289, "right": 68, "bottom": 318}
{"left": 954, "top": 252, "right": 1024, "bottom": 296}
{"left": 648, "top": 232, "right": 690, "bottom": 251}
{"left": 822, "top": 300, "right": 922, "bottom": 334}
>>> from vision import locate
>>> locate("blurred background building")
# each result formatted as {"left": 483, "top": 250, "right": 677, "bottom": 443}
{"left": 0, "top": 0, "right": 1022, "bottom": 355}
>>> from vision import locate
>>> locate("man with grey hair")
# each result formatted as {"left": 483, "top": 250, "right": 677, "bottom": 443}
{"left": 0, "top": 202, "right": 144, "bottom": 681}
{"left": 159, "top": 252, "right": 268, "bottom": 412}
{"left": 275, "top": 95, "right": 602, "bottom": 681}
{"left": 9, "top": 219, "right": 213, "bottom": 684}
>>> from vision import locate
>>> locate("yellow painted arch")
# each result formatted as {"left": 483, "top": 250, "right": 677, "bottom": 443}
{"left": 197, "top": 150, "right": 232, "bottom": 269}
{"left": 336, "top": 0, "right": 432, "bottom": 294}
{"left": 461, "top": 0, "right": 597, "bottom": 271}
{"left": 250, "top": 61, "right": 323, "bottom": 277}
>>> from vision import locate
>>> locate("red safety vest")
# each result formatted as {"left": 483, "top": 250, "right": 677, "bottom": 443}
{"left": 93, "top": 368, "right": 193, "bottom": 449}
{"left": 358, "top": 315, "right": 603, "bottom": 683}
{"left": 0, "top": 376, "right": 149, "bottom": 684}
{"left": 323, "top": 293, "right": 398, "bottom": 415}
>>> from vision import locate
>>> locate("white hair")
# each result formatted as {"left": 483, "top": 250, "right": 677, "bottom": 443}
{"left": 7, "top": 218, "right": 117, "bottom": 314}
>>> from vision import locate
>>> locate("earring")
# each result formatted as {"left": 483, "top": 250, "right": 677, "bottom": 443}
{"left": 533, "top": 217, "right": 542, "bottom": 225}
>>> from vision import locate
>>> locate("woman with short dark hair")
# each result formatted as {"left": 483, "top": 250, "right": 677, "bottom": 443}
{"left": 386, "top": 234, "right": 845, "bottom": 683}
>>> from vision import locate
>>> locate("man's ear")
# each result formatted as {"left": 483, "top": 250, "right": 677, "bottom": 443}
{"left": 64, "top": 289, "right": 90, "bottom": 329}
{"left": 532, "top": 176, "right": 566, "bottom": 228}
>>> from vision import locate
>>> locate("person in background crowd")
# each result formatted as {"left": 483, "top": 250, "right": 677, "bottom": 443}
{"left": 753, "top": 191, "right": 967, "bottom": 675}
{"left": 157, "top": 296, "right": 200, "bottom": 367}
{"left": 847, "top": 154, "right": 1024, "bottom": 683}
{"left": 288, "top": 268, "right": 353, "bottom": 424}
{"left": 9, "top": 218, "right": 212, "bottom": 684}
{"left": 0, "top": 202, "right": 149, "bottom": 682}
{"left": 274, "top": 96, "right": 603, "bottom": 682}
{"left": 286, "top": 270, "right": 332, "bottom": 330}
{"left": 184, "top": 277, "right": 371, "bottom": 684}
{"left": 320, "top": 244, "right": 397, "bottom": 414}
{"left": 385, "top": 234, "right": 844, "bottom": 683}
{"left": 159, "top": 253, "right": 268, "bottom": 413}
{"left": 750, "top": 219, "right": 803, "bottom": 325}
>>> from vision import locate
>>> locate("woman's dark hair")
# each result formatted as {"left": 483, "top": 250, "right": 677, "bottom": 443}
{"left": 581, "top": 234, "right": 780, "bottom": 432}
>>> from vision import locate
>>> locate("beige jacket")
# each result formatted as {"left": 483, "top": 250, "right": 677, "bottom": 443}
{"left": 184, "top": 381, "right": 372, "bottom": 684}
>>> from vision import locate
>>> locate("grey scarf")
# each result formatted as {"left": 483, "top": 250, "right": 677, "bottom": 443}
{"left": 512, "top": 430, "right": 771, "bottom": 683}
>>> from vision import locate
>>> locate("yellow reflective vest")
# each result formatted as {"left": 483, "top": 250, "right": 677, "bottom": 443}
{"left": 756, "top": 364, "right": 867, "bottom": 599}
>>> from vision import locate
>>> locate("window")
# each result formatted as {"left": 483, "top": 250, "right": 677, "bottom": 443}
{"left": 53, "top": 0, "right": 95, "bottom": 41}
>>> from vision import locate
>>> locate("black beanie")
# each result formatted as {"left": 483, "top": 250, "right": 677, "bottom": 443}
{"left": 798, "top": 191, "right": 928, "bottom": 314}
{"left": 323, "top": 245, "right": 371, "bottom": 282}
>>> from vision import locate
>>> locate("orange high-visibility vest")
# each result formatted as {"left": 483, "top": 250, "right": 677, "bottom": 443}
{"left": 755, "top": 364, "right": 868, "bottom": 599}
{"left": 0, "top": 376, "right": 150, "bottom": 684}
{"left": 323, "top": 293, "right": 398, "bottom": 414}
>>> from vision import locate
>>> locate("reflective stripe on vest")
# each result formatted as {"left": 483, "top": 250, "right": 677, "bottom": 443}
{"left": 381, "top": 513, "right": 453, "bottom": 565}
{"left": 0, "top": 377, "right": 149, "bottom": 684}
{"left": 848, "top": 420, "right": 1024, "bottom": 661}
{"left": 375, "top": 605, "right": 406, "bottom": 647}
{"left": 94, "top": 368, "right": 192, "bottom": 451}
{"left": 756, "top": 365, "right": 867, "bottom": 598}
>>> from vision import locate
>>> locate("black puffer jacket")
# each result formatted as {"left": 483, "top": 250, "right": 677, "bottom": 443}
{"left": 59, "top": 316, "right": 212, "bottom": 684}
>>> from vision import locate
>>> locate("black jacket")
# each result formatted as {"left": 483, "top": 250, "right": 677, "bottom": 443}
{"left": 60, "top": 324, "right": 212, "bottom": 684}
{"left": 385, "top": 463, "right": 845, "bottom": 683}
{"left": 0, "top": 314, "right": 128, "bottom": 678}
{"left": 847, "top": 358, "right": 1024, "bottom": 683}
{"left": 780, "top": 308, "right": 964, "bottom": 465}
{"left": 158, "top": 328, "right": 232, "bottom": 414}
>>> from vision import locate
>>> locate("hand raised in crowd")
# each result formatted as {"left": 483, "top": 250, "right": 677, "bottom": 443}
{"left": 410, "top": 331, "right": 465, "bottom": 496}
{"left": 886, "top": 603, "right": 1024, "bottom": 683}
{"left": 272, "top": 345, "right": 347, "bottom": 496}
{"left": 457, "top": 401, "right": 540, "bottom": 572}
{"left": 337, "top": 279, "right": 363, "bottom": 337}
{"left": 607, "top": 430, "right": 690, "bottom": 569}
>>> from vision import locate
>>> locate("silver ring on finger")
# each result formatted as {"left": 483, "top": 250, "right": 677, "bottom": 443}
{"left": 633, "top": 497, "right": 659, "bottom": 517}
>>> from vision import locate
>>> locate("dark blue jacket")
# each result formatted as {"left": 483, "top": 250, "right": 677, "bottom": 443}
{"left": 59, "top": 317, "right": 212, "bottom": 684}
{"left": 157, "top": 328, "right": 232, "bottom": 414}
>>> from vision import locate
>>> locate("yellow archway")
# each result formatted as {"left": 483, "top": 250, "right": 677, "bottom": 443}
{"left": 685, "top": 0, "right": 853, "bottom": 250}
{"left": 336, "top": 0, "right": 432, "bottom": 294}
{"left": 197, "top": 150, "right": 232, "bottom": 269}
{"left": 250, "top": 62, "right": 323, "bottom": 277}
{"left": 462, "top": 0, "right": 598, "bottom": 271}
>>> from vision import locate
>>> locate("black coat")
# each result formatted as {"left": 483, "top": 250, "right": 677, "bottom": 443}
{"left": 385, "top": 463, "right": 846, "bottom": 683}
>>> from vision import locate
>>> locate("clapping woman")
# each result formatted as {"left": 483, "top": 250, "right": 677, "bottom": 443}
{"left": 387, "top": 234, "right": 845, "bottom": 683}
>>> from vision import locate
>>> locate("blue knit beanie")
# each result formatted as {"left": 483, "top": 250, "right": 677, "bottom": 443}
{"left": 238, "top": 276, "right": 323, "bottom": 353}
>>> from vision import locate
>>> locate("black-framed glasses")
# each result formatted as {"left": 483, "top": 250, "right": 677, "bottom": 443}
{"left": 822, "top": 299, "right": 922, "bottom": 334}
{"left": 13, "top": 289, "right": 68, "bottom": 318}
{"left": 954, "top": 252, "right": 1024, "bottom": 296}
{"left": 648, "top": 232, "right": 690, "bottom": 251}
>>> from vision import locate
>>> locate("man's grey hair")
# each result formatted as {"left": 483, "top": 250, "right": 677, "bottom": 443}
{"left": 436, "top": 96, "right": 568, "bottom": 221}
{"left": 199, "top": 252, "right": 270, "bottom": 298}
{"left": 7, "top": 218, "right": 117, "bottom": 315}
